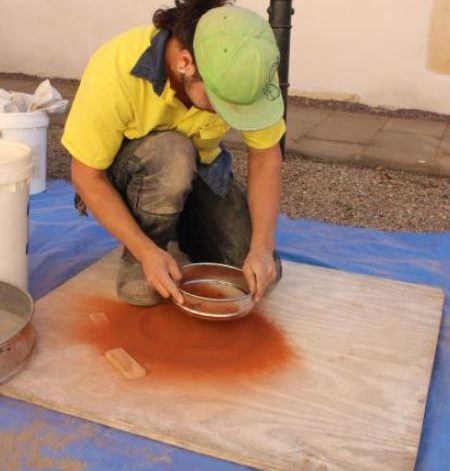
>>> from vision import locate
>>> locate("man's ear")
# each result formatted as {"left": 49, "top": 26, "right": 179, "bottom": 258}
{"left": 177, "top": 49, "right": 197, "bottom": 78}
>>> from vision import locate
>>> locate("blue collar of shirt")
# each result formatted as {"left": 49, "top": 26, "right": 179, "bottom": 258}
{"left": 130, "top": 29, "right": 170, "bottom": 96}
{"left": 129, "top": 28, "right": 232, "bottom": 197}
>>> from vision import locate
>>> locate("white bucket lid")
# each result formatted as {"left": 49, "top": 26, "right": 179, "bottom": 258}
{"left": 0, "top": 141, "right": 33, "bottom": 185}
{"left": 0, "top": 110, "right": 50, "bottom": 129}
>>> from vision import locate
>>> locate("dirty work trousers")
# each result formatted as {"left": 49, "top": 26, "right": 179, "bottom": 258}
{"left": 108, "top": 131, "right": 253, "bottom": 267}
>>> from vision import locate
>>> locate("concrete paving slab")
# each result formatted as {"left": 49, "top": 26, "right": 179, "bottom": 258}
{"left": 435, "top": 128, "right": 450, "bottom": 176}
{"left": 441, "top": 127, "right": 450, "bottom": 152}
{"left": 306, "top": 112, "right": 387, "bottom": 144}
{"left": 385, "top": 118, "right": 448, "bottom": 138}
{"left": 435, "top": 151, "right": 450, "bottom": 176}
{"left": 295, "top": 137, "right": 365, "bottom": 161}
{"left": 285, "top": 107, "right": 328, "bottom": 145}
{"left": 224, "top": 107, "right": 329, "bottom": 151}
{"left": 361, "top": 130, "right": 439, "bottom": 173}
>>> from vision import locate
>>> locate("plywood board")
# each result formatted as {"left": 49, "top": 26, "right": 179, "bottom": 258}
{"left": 0, "top": 249, "right": 444, "bottom": 471}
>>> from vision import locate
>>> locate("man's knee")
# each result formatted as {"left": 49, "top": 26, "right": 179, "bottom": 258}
{"left": 135, "top": 131, "right": 196, "bottom": 172}
{"left": 131, "top": 132, "right": 197, "bottom": 214}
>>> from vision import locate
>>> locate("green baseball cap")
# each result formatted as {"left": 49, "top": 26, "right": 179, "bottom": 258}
{"left": 193, "top": 6, "right": 284, "bottom": 131}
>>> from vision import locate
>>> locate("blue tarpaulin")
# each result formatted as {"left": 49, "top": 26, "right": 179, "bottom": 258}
{"left": 1, "top": 180, "right": 449, "bottom": 471}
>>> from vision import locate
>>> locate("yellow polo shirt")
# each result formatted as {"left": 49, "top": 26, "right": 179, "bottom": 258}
{"left": 62, "top": 26, "right": 286, "bottom": 170}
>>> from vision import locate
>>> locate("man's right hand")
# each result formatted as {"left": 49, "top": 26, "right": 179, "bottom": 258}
{"left": 140, "top": 245, "right": 184, "bottom": 305}
{"left": 71, "top": 158, "right": 184, "bottom": 305}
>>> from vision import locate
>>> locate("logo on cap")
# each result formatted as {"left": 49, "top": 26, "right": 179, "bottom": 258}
{"left": 263, "top": 60, "right": 281, "bottom": 102}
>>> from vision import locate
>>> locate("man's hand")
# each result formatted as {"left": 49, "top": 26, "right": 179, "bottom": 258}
{"left": 71, "top": 158, "right": 184, "bottom": 305}
{"left": 242, "top": 249, "right": 277, "bottom": 303}
{"left": 140, "top": 245, "right": 184, "bottom": 304}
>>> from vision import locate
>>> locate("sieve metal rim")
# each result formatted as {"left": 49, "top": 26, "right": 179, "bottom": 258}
{"left": 179, "top": 279, "right": 250, "bottom": 303}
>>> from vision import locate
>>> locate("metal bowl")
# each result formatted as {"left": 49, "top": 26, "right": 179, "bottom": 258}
{"left": 0, "top": 281, "right": 36, "bottom": 384}
{"left": 175, "top": 263, "right": 254, "bottom": 321}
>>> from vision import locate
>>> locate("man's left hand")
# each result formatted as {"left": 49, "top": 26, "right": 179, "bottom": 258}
{"left": 242, "top": 249, "right": 277, "bottom": 303}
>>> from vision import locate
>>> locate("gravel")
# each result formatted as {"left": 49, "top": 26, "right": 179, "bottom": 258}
{"left": 3, "top": 73, "right": 448, "bottom": 233}
{"left": 230, "top": 146, "right": 450, "bottom": 232}
{"left": 47, "top": 123, "right": 450, "bottom": 233}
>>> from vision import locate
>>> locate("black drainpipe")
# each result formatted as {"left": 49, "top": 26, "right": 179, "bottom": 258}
{"left": 268, "top": 0, "right": 294, "bottom": 158}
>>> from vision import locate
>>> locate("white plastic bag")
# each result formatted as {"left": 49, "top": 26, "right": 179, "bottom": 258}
{"left": 0, "top": 79, "right": 68, "bottom": 114}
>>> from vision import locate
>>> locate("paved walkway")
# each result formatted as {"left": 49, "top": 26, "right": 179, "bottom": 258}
{"left": 225, "top": 105, "right": 450, "bottom": 177}
{"left": 1, "top": 73, "right": 450, "bottom": 177}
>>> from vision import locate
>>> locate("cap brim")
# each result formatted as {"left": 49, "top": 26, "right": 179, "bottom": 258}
{"left": 205, "top": 83, "right": 284, "bottom": 131}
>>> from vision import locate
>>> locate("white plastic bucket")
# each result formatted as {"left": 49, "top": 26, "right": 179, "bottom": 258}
{"left": 0, "top": 111, "right": 49, "bottom": 194}
{"left": 0, "top": 141, "right": 33, "bottom": 290}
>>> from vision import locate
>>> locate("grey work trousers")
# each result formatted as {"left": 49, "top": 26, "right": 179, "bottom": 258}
{"left": 108, "top": 131, "right": 254, "bottom": 267}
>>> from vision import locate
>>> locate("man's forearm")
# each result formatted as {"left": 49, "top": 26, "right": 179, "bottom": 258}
{"left": 71, "top": 160, "right": 156, "bottom": 262}
{"left": 246, "top": 144, "right": 282, "bottom": 253}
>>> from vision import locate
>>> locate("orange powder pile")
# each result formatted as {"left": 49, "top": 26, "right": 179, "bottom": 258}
{"left": 71, "top": 296, "right": 298, "bottom": 383}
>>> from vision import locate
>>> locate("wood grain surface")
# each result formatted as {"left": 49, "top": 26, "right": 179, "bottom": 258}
{"left": 0, "top": 249, "right": 444, "bottom": 471}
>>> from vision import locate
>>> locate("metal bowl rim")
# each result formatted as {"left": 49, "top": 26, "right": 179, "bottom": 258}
{"left": 179, "top": 262, "right": 252, "bottom": 303}
{"left": 175, "top": 302, "right": 251, "bottom": 320}
{"left": 180, "top": 279, "right": 251, "bottom": 303}
{"left": 180, "top": 262, "right": 245, "bottom": 274}
{"left": 0, "top": 280, "right": 35, "bottom": 344}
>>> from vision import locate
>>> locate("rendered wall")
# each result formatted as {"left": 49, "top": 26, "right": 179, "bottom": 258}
{"left": 1, "top": 0, "right": 450, "bottom": 113}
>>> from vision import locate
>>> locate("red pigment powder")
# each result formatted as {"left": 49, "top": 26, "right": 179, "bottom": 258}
{"left": 71, "top": 296, "right": 298, "bottom": 383}
{"left": 180, "top": 283, "right": 232, "bottom": 299}
{"left": 180, "top": 283, "right": 240, "bottom": 314}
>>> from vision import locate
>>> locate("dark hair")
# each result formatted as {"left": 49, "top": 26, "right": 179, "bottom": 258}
{"left": 153, "top": 0, "right": 232, "bottom": 57}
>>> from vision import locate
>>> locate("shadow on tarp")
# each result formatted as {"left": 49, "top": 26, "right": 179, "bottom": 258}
{"left": 1, "top": 179, "right": 447, "bottom": 471}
